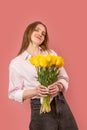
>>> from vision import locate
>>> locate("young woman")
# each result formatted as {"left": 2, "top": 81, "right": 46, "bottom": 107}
{"left": 8, "top": 21, "right": 78, "bottom": 130}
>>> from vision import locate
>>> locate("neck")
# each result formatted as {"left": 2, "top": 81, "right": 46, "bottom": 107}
{"left": 26, "top": 43, "right": 41, "bottom": 56}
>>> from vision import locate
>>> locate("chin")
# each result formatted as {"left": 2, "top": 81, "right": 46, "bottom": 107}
{"left": 33, "top": 40, "right": 42, "bottom": 45}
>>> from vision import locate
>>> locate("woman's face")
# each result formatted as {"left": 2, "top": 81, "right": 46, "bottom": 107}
{"left": 30, "top": 24, "right": 46, "bottom": 46}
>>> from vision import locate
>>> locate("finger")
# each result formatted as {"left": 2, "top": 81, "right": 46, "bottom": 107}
{"left": 49, "top": 90, "right": 57, "bottom": 95}
{"left": 37, "top": 87, "right": 49, "bottom": 95}
{"left": 35, "top": 86, "right": 47, "bottom": 95}
{"left": 49, "top": 90, "right": 56, "bottom": 94}
{"left": 49, "top": 87, "right": 59, "bottom": 94}
{"left": 48, "top": 85, "right": 57, "bottom": 90}
{"left": 40, "top": 86, "right": 49, "bottom": 92}
{"left": 38, "top": 93, "right": 48, "bottom": 97}
{"left": 48, "top": 82, "right": 58, "bottom": 87}
{"left": 39, "top": 91, "right": 48, "bottom": 95}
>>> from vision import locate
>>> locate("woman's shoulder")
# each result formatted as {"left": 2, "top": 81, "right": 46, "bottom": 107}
{"left": 9, "top": 55, "right": 22, "bottom": 68}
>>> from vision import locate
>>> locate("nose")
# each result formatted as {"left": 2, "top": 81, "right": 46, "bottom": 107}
{"left": 38, "top": 30, "right": 43, "bottom": 37}
{"left": 39, "top": 32, "right": 42, "bottom": 37}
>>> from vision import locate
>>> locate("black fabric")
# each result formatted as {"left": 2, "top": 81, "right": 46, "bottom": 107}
{"left": 54, "top": 92, "right": 78, "bottom": 130}
{"left": 29, "top": 92, "right": 78, "bottom": 130}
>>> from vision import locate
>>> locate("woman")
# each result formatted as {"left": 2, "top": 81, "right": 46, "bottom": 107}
{"left": 8, "top": 21, "right": 78, "bottom": 130}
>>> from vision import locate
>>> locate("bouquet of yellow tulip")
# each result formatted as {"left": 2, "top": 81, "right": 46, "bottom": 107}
{"left": 29, "top": 54, "right": 64, "bottom": 113}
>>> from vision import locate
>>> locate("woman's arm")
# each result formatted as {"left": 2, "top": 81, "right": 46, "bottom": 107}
{"left": 23, "top": 85, "right": 49, "bottom": 101}
{"left": 57, "top": 67, "right": 69, "bottom": 91}
{"left": 8, "top": 64, "right": 48, "bottom": 102}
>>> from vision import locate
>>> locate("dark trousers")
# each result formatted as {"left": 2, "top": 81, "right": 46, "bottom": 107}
{"left": 29, "top": 92, "right": 78, "bottom": 130}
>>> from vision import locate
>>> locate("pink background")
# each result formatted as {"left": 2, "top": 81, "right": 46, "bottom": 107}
{"left": 0, "top": 0, "right": 87, "bottom": 129}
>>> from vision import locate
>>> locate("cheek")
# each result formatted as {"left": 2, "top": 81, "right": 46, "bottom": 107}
{"left": 31, "top": 33, "right": 35, "bottom": 40}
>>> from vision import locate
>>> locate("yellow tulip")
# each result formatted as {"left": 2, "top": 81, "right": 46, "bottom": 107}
{"left": 56, "top": 56, "right": 64, "bottom": 67}
{"left": 49, "top": 56, "right": 57, "bottom": 66}
{"left": 46, "top": 54, "right": 52, "bottom": 62}
{"left": 39, "top": 57, "right": 48, "bottom": 67}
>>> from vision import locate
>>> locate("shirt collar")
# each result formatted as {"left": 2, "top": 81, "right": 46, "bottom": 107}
{"left": 21, "top": 50, "right": 31, "bottom": 60}
{"left": 21, "top": 47, "right": 47, "bottom": 60}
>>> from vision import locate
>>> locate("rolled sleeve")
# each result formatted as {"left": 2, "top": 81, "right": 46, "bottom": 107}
{"left": 58, "top": 67, "right": 69, "bottom": 91}
{"left": 58, "top": 78, "right": 69, "bottom": 91}
{"left": 8, "top": 63, "right": 24, "bottom": 103}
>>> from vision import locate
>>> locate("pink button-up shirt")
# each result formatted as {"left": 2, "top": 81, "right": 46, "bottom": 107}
{"left": 8, "top": 50, "right": 69, "bottom": 103}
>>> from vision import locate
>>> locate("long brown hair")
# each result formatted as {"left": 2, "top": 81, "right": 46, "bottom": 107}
{"left": 18, "top": 21, "right": 49, "bottom": 55}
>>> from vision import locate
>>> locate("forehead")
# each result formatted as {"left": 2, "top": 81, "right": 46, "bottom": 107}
{"left": 36, "top": 24, "right": 46, "bottom": 32}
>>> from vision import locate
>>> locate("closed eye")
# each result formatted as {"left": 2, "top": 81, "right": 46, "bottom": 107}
{"left": 34, "top": 27, "right": 46, "bottom": 36}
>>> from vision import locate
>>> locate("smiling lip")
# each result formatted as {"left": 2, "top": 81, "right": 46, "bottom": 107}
{"left": 35, "top": 36, "right": 42, "bottom": 40}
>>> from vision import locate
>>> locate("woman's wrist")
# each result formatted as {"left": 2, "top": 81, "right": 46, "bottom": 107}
{"left": 23, "top": 88, "right": 37, "bottom": 101}
{"left": 57, "top": 82, "right": 64, "bottom": 92}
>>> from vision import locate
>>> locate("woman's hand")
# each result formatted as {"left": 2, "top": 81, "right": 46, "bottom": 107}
{"left": 48, "top": 83, "right": 60, "bottom": 98}
{"left": 35, "top": 85, "right": 49, "bottom": 97}
{"left": 48, "top": 82, "right": 64, "bottom": 98}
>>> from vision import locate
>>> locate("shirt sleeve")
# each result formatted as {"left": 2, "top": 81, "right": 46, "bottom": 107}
{"left": 57, "top": 67, "right": 69, "bottom": 91}
{"left": 8, "top": 63, "right": 24, "bottom": 103}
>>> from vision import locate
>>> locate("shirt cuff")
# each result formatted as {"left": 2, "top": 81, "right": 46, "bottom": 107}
{"left": 57, "top": 79, "right": 69, "bottom": 91}
{"left": 14, "top": 90, "right": 24, "bottom": 103}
